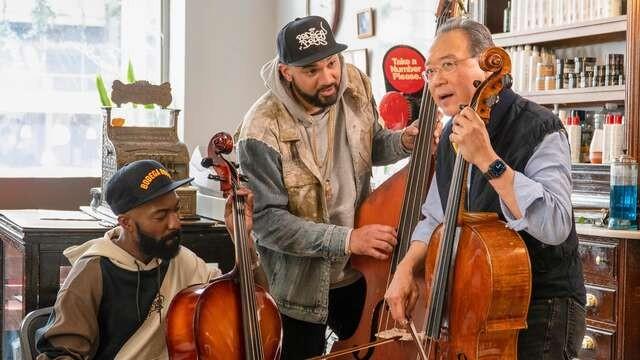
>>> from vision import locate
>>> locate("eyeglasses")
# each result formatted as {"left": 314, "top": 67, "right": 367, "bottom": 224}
{"left": 423, "top": 57, "right": 475, "bottom": 81}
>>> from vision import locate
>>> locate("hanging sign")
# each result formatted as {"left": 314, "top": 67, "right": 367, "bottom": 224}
{"left": 382, "top": 45, "right": 426, "bottom": 95}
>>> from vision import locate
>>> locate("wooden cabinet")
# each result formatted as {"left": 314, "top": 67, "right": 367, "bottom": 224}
{"left": 0, "top": 209, "right": 234, "bottom": 360}
{"left": 577, "top": 233, "right": 640, "bottom": 359}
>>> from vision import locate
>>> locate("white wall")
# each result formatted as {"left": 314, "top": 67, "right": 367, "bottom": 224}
{"left": 176, "top": 0, "right": 278, "bottom": 154}
{"left": 276, "top": 0, "right": 438, "bottom": 101}
{"left": 176, "top": 0, "right": 439, "bottom": 154}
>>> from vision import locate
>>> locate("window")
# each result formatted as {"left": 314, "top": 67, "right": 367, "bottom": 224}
{"left": 0, "top": 0, "right": 165, "bottom": 177}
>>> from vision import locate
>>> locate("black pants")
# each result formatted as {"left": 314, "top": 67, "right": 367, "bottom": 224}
{"left": 518, "top": 297, "right": 586, "bottom": 360}
{"left": 281, "top": 277, "right": 366, "bottom": 360}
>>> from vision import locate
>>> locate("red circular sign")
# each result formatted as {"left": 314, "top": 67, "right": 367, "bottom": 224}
{"left": 382, "top": 45, "right": 425, "bottom": 95}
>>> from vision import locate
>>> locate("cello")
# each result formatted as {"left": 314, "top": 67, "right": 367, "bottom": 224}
{"left": 328, "top": 1, "right": 467, "bottom": 359}
{"left": 166, "top": 132, "right": 282, "bottom": 360}
{"left": 420, "top": 48, "right": 532, "bottom": 359}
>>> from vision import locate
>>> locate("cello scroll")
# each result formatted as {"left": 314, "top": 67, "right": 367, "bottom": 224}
{"left": 470, "top": 47, "right": 512, "bottom": 122}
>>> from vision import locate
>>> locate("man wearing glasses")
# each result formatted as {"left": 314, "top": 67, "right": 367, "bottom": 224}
{"left": 385, "top": 17, "right": 586, "bottom": 359}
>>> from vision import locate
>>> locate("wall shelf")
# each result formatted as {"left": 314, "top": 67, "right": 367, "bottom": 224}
{"left": 493, "top": 15, "right": 627, "bottom": 47}
{"left": 519, "top": 85, "right": 625, "bottom": 105}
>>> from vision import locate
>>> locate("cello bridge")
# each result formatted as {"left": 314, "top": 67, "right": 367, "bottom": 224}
{"left": 376, "top": 328, "right": 425, "bottom": 342}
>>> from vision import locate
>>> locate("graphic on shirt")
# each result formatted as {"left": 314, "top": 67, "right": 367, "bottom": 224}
{"left": 148, "top": 293, "right": 165, "bottom": 320}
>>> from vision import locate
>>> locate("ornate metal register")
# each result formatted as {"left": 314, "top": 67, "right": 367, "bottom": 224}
{"left": 86, "top": 81, "right": 196, "bottom": 220}
{"left": 100, "top": 107, "right": 189, "bottom": 199}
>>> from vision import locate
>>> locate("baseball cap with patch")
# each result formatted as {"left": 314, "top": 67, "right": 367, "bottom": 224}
{"left": 277, "top": 15, "right": 347, "bottom": 67}
{"left": 105, "top": 159, "right": 193, "bottom": 215}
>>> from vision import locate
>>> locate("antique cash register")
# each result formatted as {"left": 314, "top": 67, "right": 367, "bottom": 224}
{"left": 82, "top": 80, "right": 197, "bottom": 222}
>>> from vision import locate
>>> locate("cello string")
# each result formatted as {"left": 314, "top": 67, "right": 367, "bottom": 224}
{"left": 379, "top": 4, "right": 449, "bottom": 334}
{"left": 412, "top": 3, "right": 470, "bottom": 356}
{"left": 232, "top": 179, "right": 264, "bottom": 357}
{"left": 378, "top": 6, "right": 448, "bottom": 334}
{"left": 379, "top": 92, "right": 435, "bottom": 333}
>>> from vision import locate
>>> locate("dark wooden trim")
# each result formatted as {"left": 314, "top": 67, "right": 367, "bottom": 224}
{"left": 626, "top": 1, "right": 640, "bottom": 161}
{"left": 0, "top": 177, "right": 99, "bottom": 210}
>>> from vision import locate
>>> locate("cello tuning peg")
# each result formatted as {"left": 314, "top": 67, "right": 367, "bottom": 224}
{"left": 208, "top": 174, "right": 222, "bottom": 181}
{"left": 484, "top": 95, "right": 499, "bottom": 107}
{"left": 201, "top": 158, "right": 213, "bottom": 167}
{"left": 502, "top": 73, "right": 513, "bottom": 89}
{"left": 239, "top": 174, "right": 249, "bottom": 182}
{"left": 473, "top": 80, "right": 481, "bottom": 88}
{"left": 231, "top": 161, "right": 240, "bottom": 169}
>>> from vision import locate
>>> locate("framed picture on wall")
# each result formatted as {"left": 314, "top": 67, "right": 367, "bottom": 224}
{"left": 356, "top": 8, "right": 374, "bottom": 39}
{"left": 306, "top": 0, "right": 341, "bottom": 34}
{"left": 342, "top": 48, "right": 368, "bottom": 75}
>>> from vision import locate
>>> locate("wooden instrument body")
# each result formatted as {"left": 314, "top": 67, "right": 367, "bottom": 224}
{"left": 329, "top": 2, "right": 467, "bottom": 358}
{"left": 424, "top": 213, "right": 531, "bottom": 359}
{"left": 418, "top": 46, "right": 531, "bottom": 360}
{"left": 166, "top": 271, "right": 282, "bottom": 360}
{"left": 331, "top": 167, "right": 427, "bottom": 359}
{"left": 166, "top": 131, "right": 282, "bottom": 360}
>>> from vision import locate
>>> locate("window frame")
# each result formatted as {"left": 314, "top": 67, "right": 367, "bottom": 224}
{"left": 0, "top": 0, "right": 172, "bottom": 180}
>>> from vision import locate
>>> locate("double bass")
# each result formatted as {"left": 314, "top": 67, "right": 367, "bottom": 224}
{"left": 420, "top": 48, "right": 532, "bottom": 359}
{"left": 166, "top": 132, "right": 282, "bottom": 359}
{"left": 328, "top": 1, "right": 467, "bottom": 359}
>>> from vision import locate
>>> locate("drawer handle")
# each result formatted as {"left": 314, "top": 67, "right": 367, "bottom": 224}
{"left": 595, "top": 255, "right": 609, "bottom": 265}
{"left": 586, "top": 293, "right": 598, "bottom": 308}
{"left": 582, "top": 335, "right": 595, "bottom": 350}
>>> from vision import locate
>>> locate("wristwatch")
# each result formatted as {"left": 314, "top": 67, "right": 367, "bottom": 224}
{"left": 483, "top": 159, "right": 507, "bottom": 180}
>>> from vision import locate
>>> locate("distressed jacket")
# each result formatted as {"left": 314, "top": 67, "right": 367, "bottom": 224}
{"left": 237, "top": 60, "right": 408, "bottom": 323}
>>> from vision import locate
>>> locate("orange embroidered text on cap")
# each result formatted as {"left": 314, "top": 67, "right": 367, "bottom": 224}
{"left": 139, "top": 168, "right": 171, "bottom": 190}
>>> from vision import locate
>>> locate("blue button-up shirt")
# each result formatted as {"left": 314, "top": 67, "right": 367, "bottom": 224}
{"left": 412, "top": 131, "right": 573, "bottom": 246}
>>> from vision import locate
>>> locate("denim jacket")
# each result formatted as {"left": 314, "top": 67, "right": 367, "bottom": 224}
{"left": 237, "top": 59, "right": 408, "bottom": 323}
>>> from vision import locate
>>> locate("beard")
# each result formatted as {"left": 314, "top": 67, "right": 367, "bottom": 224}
{"left": 135, "top": 223, "right": 181, "bottom": 260}
{"left": 292, "top": 80, "right": 339, "bottom": 109}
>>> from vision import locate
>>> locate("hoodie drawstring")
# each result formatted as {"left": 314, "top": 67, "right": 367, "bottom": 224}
{"left": 156, "top": 259, "right": 162, "bottom": 325}
{"left": 135, "top": 262, "right": 141, "bottom": 322}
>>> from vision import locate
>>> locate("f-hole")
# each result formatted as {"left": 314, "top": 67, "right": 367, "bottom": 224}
{"left": 348, "top": 299, "right": 385, "bottom": 360}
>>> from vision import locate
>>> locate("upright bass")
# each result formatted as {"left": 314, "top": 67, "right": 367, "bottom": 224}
{"left": 328, "top": 1, "right": 467, "bottom": 359}
{"left": 166, "top": 132, "right": 282, "bottom": 360}
{"left": 420, "top": 48, "right": 532, "bottom": 359}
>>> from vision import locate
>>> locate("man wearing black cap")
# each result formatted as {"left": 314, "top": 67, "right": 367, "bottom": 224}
{"left": 35, "top": 159, "right": 258, "bottom": 359}
{"left": 237, "top": 16, "right": 418, "bottom": 358}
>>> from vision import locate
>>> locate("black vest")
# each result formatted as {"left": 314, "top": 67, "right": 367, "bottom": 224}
{"left": 435, "top": 89, "right": 585, "bottom": 305}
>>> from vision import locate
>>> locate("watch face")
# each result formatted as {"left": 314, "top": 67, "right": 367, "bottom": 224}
{"left": 307, "top": 0, "right": 339, "bottom": 33}
{"left": 489, "top": 159, "right": 507, "bottom": 178}
{"left": 493, "top": 160, "right": 506, "bottom": 173}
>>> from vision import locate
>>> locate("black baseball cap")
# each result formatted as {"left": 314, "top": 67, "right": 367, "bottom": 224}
{"left": 277, "top": 16, "right": 347, "bottom": 67}
{"left": 105, "top": 159, "right": 193, "bottom": 215}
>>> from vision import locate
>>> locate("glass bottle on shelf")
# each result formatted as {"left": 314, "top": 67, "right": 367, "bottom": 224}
{"left": 566, "top": 115, "right": 582, "bottom": 163}
{"left": 590, "top": 110, "right": 604, "bottom": 164}
{"left": 609, "top": 154, "right": 638, "bottom": 230}
{"left": 580, "top": 110, "right": 594, "bottom": 163}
